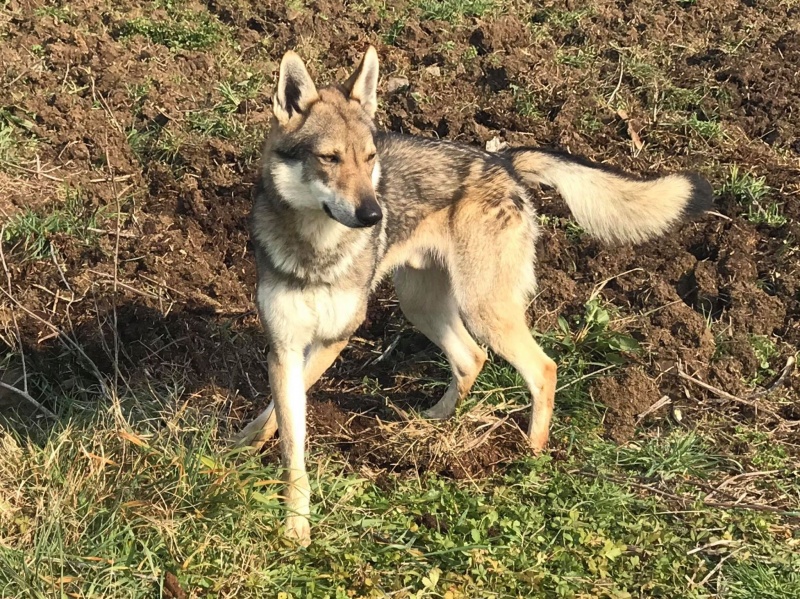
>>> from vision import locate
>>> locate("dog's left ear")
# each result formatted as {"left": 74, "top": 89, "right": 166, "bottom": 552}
{"left": 343, "top": 46, "right": 379, "bottom": 118}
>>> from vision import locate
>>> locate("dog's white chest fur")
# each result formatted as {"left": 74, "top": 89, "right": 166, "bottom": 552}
{"left": 258, "top": 280, "right": 365, "bottom": 347}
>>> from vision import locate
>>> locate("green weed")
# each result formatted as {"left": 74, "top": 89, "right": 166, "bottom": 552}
{"left": 34, "top": 5, "right": 76, "bottom": 24}
{"left": 733, "top": 427, "right": 789, "bottom": 470}
{"left": 556, "top": 47, "right": 596, "bottom": 68}
{"left": 1, "top": 187, "right": 106, "bottom": 261}
{"left": 611, "top": 431, "right": 728, "bottom": 482}
{"left": 550, "top": 299, "right": 640, "bottom": 367}
{"left": 721, "top": 165, "right": 787, "bottom": 227}
{"left": 684, "top": 113, "right": 723, "bottom": 140}
{"left": 748, "top": 334, "right": 779, "bottom": 385}
{"left": 127, "top": 125, "right": 185, "bottom": 167}
{"left": 663, "top": 85, "right": 705, "bottom": 111}
{"left": 578, "top": 113, "right": 604, "bottom": 135}
{"left": 510, "top": 84, "right": 541, "bottom": 119}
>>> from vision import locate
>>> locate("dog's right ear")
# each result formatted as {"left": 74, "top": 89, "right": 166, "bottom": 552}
{"left": 273, "top": 51, "right": 318, "bottom": 126}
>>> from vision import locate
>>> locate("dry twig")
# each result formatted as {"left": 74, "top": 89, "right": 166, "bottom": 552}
{"left": 0, "top": 380, "right": 58, "bottom": 419}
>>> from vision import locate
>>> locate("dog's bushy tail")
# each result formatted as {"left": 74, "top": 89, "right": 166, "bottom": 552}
{"left": 507, "top": 148, "right": 713, "bottom": 244}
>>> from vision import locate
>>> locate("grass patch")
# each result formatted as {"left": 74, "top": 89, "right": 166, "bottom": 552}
{"left": 578, "top": 112, "right": 604, "bottom": 135}
{"left": 187, "top": 76, "right": 264, "bottom": 140}
{"left": 609, "top": 431, "right": 729, "bottom": 482}
{"left": 684, "top": 113, "right": 724, "bottom": 140}
{"left": 383, "top": 17, "right": 407, "bottom": 45}
{"left": 663, "top": 86, "right": 705, "bottom": 111}
{"left": 748, "top": 334, "right": 779, "bottom": 386}
{"left": 1, "top": 186, "right": 106, "bottom": 261}
{"left": 530, "top": 7, "right": 594, "bottom": 31}
{"left": 34, "top": 4, "right": 76, "bottom": 24}
{"left": 733, "top": 427, "right": 789, "bottom": 470}
{"left": 509, "top": 84, "right": 542, "bottom": 119}
{"left": 555, "top": 47, "right": 596, "bottom": 68}
{"left": 117, "top": 2, "right": 226, "bottom": 51}
{"left": 413, "top": 0, "right": 497, "bottom": 22}
{"left": 127, "top": 123, "right": 187, "bottom": 169}
{"left": 721, "top": 165, "right": 787, "bottom": 227}
{"left": 0, "top": 108, "right": 37, "bottom": 168}
{"left": 2, "top": 329, "right": 798, "bottom": 597}
{"left": 723, "top": 561, "right": 800, "bottom": 599}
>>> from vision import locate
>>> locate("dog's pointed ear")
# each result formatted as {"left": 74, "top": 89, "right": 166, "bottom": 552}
{"left": 343, "top": 46, "right": 379, "bottom": 118}
{"left": 273, "top": 51, "right": 318, "bottom": 126}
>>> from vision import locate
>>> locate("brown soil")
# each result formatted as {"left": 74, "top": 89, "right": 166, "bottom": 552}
{"left": 1, "top": 0, "right": 798, "bottom": 477}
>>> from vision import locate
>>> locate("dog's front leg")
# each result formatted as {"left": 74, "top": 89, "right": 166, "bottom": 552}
{"left": 267, "top": 348, "right": 311, "bottom": 546}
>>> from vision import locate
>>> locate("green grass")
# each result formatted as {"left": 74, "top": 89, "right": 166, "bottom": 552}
{"left": 555, "top": 48, "right": 596, "bottom": 69}
{"left": 34, "top": 4, "right": 76, "bottom": 24}
{"left": 733, "top": 427, "right": 789, "bottom": 470}
{"left": 413, "top": 0, "right": 498, "bottom": 22}
{"left": 663, "top": 86, "right": 705, "bottom": 111}
{"left": 578, "top": 113, "right": 604, "bottom": 135}
{"left": 684, "top": 114, "right": 724, "bottom": 140}
{"left": 1, "top": 186, "right": 106, "bottom": 261}
{"left": 509, "top": 84, "right": 542, "bottom": 119}
{"left": 748, "top": 334, "right": 779, "bottom": 386}
{"left": 187, "top": 77, "right": 264, "bottom": 140}
{"left": 0, "top": 108, "right": 37, "bottom": 168}
{"left": 530, "top": 7, "right": 594, "bottom": 31}
{"left": 1, "top": 309, "right": 798, "bottom": 597}
{"left": 608, "top": 431, "right": 729, "bottom": 481}
{"left": 724, "top": 561, "right": 800, "bottom": 599}
{"left": 721, "top": 165, "right": 787, "bottom": 227}
{"left": 117, "top": 2, "right": 226, "bottom": 51}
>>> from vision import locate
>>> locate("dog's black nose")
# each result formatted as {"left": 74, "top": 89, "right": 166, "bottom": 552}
{"left": 355, "top": 199, "right": 382, "bottom": 227}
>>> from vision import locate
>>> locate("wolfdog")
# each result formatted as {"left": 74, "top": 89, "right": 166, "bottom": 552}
{"left": 233, "top": 46, "right": 712, "bottom": 544}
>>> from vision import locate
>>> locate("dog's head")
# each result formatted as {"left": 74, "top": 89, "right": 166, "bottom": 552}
{"left": 266, "top": 47, "right": 382, "bottom": 229}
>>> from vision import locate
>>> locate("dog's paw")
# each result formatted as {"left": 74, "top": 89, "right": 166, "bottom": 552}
{"left": 229, "top": 429, "right": 266, "bottom": 452}
{"left": 423, "top": 406, "right": 452, "bottom": 420}
{"left": 527, "top": 428, "right": 549, "bottom": 454}
{"left": 423, "top": 399, "right": 458, "bottom": 420}
{"left": 284, "top": 515, "right": 311, "bottom": 547}
{"left": 230, "top": 418, "right": 278, "bottom": 452}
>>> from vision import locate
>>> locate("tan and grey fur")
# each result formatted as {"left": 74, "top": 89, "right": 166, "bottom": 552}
{"left": 234, "top": 46, "right": 713, "bottom": 545}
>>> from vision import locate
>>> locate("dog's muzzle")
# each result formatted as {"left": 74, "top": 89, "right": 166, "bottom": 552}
{"left": 323, "top": 196, "right": 383, "bottom": 228}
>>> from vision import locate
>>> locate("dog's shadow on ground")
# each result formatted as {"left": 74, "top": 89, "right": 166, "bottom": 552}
{"left": 1, "top": 296, "right": 446, "bottom": 444}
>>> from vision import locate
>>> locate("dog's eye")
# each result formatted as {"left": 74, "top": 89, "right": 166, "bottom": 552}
{"left": 317, "top": 154, "right": 340, "bottom": 164}
{"left": 366, "top": 152, "right": 377, "bottom": 162}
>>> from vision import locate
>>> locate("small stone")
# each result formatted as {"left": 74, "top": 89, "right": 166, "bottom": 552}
{"left": 485, "top": 136, "right": 507, "bottom": 153}
{"left": 424, "top": 65, "right": 441, "bottom": 77}
{"left": 386, "top": 76, "right": 409, "bottom": 93}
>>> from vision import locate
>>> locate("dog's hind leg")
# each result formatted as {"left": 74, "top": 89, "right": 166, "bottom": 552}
{"left": 232, "top": 339, "right": 348, "bottom": 451}
{"left": 447, "top": 188, "right": 556, "bottom": 450}
{"left": 394, "top": 266, "right": 486, "bottom": 419}
{"left": 463, "top": 304, "right": 556, "bottom": 451}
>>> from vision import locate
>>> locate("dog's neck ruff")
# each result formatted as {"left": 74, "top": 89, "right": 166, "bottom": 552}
{"left": 253, "top": 187, "right": 377, "bottom": 286}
